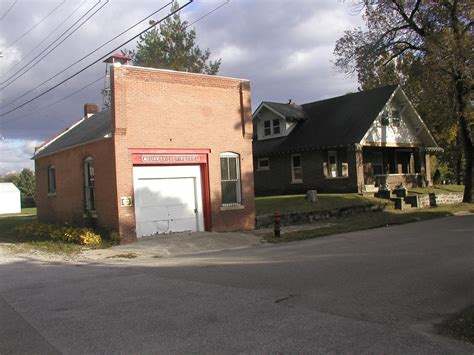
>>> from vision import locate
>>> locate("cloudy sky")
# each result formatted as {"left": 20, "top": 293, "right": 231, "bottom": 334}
{"left": 0, "top": 0, "right": 364, "bottom": 174}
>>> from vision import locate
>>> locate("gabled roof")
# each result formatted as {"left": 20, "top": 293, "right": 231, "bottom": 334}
{"left": 0, "top": 183, "right": 20, "bottom": 193}
{"left": 253, "top": 85, "right": 400, "bottom": 156}
{"left": 34, "top": 109, "right": 112, "bottom": 159}
{"left": 259, "top": 101, "right": 307, "bottom": 120}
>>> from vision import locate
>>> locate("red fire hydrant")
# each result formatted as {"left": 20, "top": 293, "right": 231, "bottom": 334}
{"left": 273, "top": 210, "right": 281, "bottom": 237}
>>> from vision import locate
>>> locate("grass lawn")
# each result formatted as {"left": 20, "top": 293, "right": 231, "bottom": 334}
{"left": 255, "top": 193, "right": 384, "bottom": 216}
{"left": 408, "top": 184, "right": 465, "bottom": 194}
{"left": 263, "top": 203, "right": 474, "bottom": 243}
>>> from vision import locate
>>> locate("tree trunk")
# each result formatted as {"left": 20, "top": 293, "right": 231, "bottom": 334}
{"left": 456, "top": 80, "right": 473, "bottom": 203}
{"left": 455, "top": 143, "right": 462, "bottom": 185}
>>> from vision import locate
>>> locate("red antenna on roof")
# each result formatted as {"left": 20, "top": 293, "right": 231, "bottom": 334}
{"left": 102, "top": 53, "right": 132, "bottom": 109}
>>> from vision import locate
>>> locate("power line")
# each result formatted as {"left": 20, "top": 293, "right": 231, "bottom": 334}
{"left": 1, "top": 1, "right": 173, "bottom": 108}
{"left": 187, "top": 0, "right": 229, "bottom": 27}
{"left": 0, "top": 1, "right": 193, "bottom": 118}
{"left": 3, "top": 0, "right": 66, "bottom": 51}
{"left": 1, "top": 0, "right": 107, "bottom": 89}
{"left": 3, "top": 76, "right": 104, "bottom": 125}
{"left": 2, "top": 0, "right": 88, "bottom": 79}
{"left": 0, "top": 0, "right": 18, "bottom": 22}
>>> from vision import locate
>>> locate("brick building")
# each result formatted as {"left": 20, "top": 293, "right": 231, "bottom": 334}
{"left": 253, "top": 85, "right": 441, "bottom": 195}
{"left": 34, "top": 64, "right": 255, "bottom": 242}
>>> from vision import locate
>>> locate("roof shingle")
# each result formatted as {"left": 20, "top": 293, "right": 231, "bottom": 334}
{"left": 34, "top": 109, "right": 112, "bottom": 159}
{"left": 253, "top": 85, "right": 398, "bottom": 156}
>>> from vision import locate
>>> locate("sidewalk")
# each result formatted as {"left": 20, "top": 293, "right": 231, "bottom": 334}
{"left": 83, "top": 230, "right": 266, "bottom": 260}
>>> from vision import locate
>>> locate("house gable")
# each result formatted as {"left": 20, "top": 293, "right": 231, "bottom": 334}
{"left": 361, "top": 87, "right": 438, "bottom": 148}
{"left": 252, "top": 103, "right": 297, "bottom": 141}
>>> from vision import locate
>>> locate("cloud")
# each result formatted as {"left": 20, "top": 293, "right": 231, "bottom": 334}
{"left": 0, "top": 0, "right": 365, "bottom": 171}
{"left": 0, "top": 138, "right": 40, "bottom": 174}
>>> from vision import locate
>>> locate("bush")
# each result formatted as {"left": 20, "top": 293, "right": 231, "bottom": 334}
{"left": 16, "top": 223, "right": 102, "bottom": 247}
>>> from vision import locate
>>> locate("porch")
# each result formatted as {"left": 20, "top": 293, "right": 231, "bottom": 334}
{"left": 361, "top": 146, "right": 430, "bottom": 190}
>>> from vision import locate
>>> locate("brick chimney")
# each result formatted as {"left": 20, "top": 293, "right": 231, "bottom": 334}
{"left": 84, "top": 103, "right": 99, "bottom": 118}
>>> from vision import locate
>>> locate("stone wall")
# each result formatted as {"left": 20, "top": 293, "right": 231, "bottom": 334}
{"left": 256, "top": 203, "right": 382, "bottom": 229}
{"left": 417, "top": 192, "right": 463, "bottom": 208}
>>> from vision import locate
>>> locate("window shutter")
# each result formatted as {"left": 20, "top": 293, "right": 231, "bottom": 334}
{"left": 323, "top": 162, "right": 328, "bottom": 177}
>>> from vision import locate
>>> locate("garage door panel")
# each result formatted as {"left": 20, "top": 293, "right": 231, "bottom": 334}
{"left": 170, "top": 218, "right": 196, "bottom": 232}
{"left": 167, "top": 204, "right": 195, "bottom": 219}
{"left": 140, "top": 220, "right": 170, "bottom": 235}
{"left": 133, "top": 165, "right": 204, "bottom": 237}
{"left": 138, "top": 206, "right": 169, "bottom": 221}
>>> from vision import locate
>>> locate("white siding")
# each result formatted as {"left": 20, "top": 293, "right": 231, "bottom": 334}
{"left": 0, "top": 183, "right": 21, "bottom": 214}
{"left": 363, "top": 103, "right": 421, "bottom": 145}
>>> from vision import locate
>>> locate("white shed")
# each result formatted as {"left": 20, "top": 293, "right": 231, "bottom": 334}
{"left": 0, "top": 183, "right": 21, "bottom": 214}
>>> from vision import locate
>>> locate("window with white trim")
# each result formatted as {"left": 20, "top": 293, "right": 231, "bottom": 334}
{"left": 47, "top": 165, "right": 56, "bottom": 193}
{"left": 291, "top": 154, "right": 303, "bottom": 183}
{"left": 328, "top": 151, "right": 338, "bottom": 178}
{"left": 84, "top": 157, "right": 96, "bottom": 212}
{"left": 263, "top": 118, "right": 281, "bottom": 137}
{"left": 220, "top": 152, "right": 242, "bottom": 206}
{"left": 257, "top": 158, "right": 269, "bottom": 171}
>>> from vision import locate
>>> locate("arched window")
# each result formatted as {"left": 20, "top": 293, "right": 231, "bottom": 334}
{"left": 220, "top": 152, "right": 241, "bottom": 206}
{"left": 84, "top": 157, "right": 95, "bottom": 211}
{"left": 47, "top": 165, "right": 56, "bottom": 193}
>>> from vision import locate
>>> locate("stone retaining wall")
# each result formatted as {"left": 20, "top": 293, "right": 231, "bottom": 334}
{"left": 417, "top": 192, "right": 463, "bottom": 208}
{"left": 256, "top": 203, "right": 382, "bottom": 229}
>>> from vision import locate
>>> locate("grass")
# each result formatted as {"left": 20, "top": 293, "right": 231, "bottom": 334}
{"left": 408, "top": 184, "right": 465, "bottom": 194}
{"left": 0, "top": 208, "right": 108, "bottom": 255}
{"left": 107, "top": 252, "right": 138, "bottom": 259}
{"left": 438, "top": 304, "right": 474, "bottom": 344}
{"left": 263, "top": 203, "right": 474, "bottom": 243}
{"left": 255, "top": 193, "right": 382, "bottom": 216}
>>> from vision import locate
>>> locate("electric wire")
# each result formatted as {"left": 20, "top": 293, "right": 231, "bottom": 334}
{"left": 1, "top": 1, "right": 172, "bottom": 104}
{"left": 1, "top": 0, "right": 107, "bottom": 89}
{"left": 0, "top": 0, "right": 18, "bottom": 23}
{"left": 3, "top": 76, "right": 104, "bottom": 125}
{"left": 2, "top": 0, "right": 230, "bottom": 126}
{"left": 4, "top": 0, "right": 230, "bottom": 127}
{"left": 2, "top": 0, "right": 88, "bottom": 79}
{"left": 3, "top": 0, "right": 66, "bottom": 51}
{"left": 0, "top": 0, "right": 192, "bottom": 118}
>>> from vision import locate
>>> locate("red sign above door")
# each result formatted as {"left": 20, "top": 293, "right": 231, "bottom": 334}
{"left": 129, "top": 148, "right": 210, "bottom": 166}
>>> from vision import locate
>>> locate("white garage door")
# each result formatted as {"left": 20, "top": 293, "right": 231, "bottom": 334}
{"left": 133, "top": 165, "right": 204, "bottom": 237}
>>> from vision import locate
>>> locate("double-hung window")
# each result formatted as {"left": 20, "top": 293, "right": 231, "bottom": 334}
{"left": 47, "top": 165, "right": 56, "bottom": 193}
{"left": 257, "top": 157, "right": 269, "bottom": 171}
{"left": 220, "top": 152, "right": 242, "bottom": 206}
{"left": 291, "top": 154, "right": 303, "bottom": 183}
{"left": 263, "top": 119, "right": 281, "bottom": 137}
{"left": 328, "top": 151, "right": 338, "bottom": 178}
{"left": 84, "top": 157, "right": 96, "bottom": 212}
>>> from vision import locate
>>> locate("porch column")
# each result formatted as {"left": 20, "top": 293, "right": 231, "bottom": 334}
{"left": 425, "top": 152, "right": 432, "bottom": 186}
{"left": 355, "top": 144, "right": 364, "bottom": 193}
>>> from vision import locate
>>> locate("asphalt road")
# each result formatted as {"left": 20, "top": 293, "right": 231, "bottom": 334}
{"left": 1, "top": 215, "right": 473, "bottom": 353}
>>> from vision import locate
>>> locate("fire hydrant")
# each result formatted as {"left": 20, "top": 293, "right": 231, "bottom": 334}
{"left": 273, "top": 210, "right": 281, "bottom": 237}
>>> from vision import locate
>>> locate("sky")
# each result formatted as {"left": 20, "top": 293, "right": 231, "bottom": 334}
{"left": 0, "top": 0, "right": 364, "bottom": 174}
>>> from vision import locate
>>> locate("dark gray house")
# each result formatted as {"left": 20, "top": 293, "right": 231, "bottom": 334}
{"left": 252, "top": 85, "right": 441, "bottom": 196}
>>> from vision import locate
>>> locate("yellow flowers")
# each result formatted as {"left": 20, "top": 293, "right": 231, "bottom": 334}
{"left": 17, "top": 223, "right": 102, "bottom": 246}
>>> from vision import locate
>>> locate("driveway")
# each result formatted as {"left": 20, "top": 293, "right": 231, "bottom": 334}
{"left": 0, "top": 215, "right": 473, "bottom": 353}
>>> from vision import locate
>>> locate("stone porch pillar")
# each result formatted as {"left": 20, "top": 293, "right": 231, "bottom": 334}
{"left": 355, "top": 144, "right": 364, "bottom": 193}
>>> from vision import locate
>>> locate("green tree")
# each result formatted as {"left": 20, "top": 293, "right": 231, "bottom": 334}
{"left": 127, "top": 1, "right": 221, "bottom": 74}
{"left": 334, "top": 0, "right": 473, "bottom": 202}
{"left": 15, "top": 169, "right": 36, "bottom": 200}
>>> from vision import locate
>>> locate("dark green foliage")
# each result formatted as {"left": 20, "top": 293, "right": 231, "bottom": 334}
{"left": 334, "top": 0, "right": 473, "bottom": 202}
{"left": 1, "top": 169, "right": 36, "bottom": 201}
{"left": 126, "top": 1, "right": 221, "bottom": 75}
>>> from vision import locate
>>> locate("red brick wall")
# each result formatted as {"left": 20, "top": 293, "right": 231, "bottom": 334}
{"left": 35, "top": 138, "right": 119, "bottom": 230}
{"left": 111, "top": 66, "right": 255, "bottom": 240}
